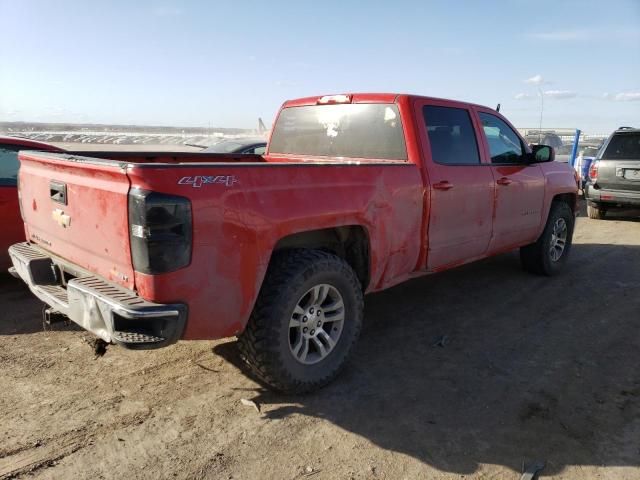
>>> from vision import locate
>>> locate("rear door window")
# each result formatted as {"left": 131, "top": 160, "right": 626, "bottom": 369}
{"left": 422, "top": 106, "right": 480, "bottom": 165}
{"left": 0, "top": 147, "right": 19, "bottom": 186}
{"left": 602, "top": 133, "right": 640, "bottom": 160}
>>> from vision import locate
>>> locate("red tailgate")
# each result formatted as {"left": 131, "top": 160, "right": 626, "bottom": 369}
{"left": 18, "top": 152, "right": 135, "bottom": 289}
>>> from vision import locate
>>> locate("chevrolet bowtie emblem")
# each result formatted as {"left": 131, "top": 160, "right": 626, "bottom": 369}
{"left": 52, "top": 208, "right": 71, "bottom": 228}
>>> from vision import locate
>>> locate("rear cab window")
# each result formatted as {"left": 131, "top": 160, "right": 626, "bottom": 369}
{"left": 269, "top": 103, "right": 407, "bottom": 160}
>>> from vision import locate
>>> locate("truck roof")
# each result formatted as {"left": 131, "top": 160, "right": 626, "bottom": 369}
{"left": 282, "top": 93, "right": 493, "bottom": 111}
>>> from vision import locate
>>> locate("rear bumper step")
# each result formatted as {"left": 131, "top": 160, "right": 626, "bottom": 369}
{"left": 9, "top": 242, "right": 187, "bottom": 349}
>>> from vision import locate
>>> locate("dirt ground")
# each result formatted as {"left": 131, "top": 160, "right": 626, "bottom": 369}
{"left": 1, "top": 202, "right": 639, "bottom": 480}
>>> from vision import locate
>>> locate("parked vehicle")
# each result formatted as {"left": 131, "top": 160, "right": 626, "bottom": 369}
{"left": 9, "top": 93, "right": 577, "bottom": 392}
{"left": 201, "top": 138, "right": 267, "bottom": 154}
{"left": 573, "top": 144, "right": 601, "bottom": 193}
{"left": 0, "top": 136, "right": 64, "bottom": 271}
{"left": 585, "top": 127, "right": 640, "bottom": 219}
{"left": 525, "top": 131, "right": 564, "bottom": 150}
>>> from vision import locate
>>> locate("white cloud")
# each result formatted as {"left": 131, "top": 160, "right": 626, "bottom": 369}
{"left": 514, "top": 93, "right": 536, "bottom": 100}
{"left": 543, "top": 90, "right": 577, "bottom": 99}
{"left": 526, "top": 27, "right": 640, "bottom": 42}
{"left": 604, "top": 92, "right": 640, "bottom": 102}
{"left": 153, "top": 6, "right": 183, "bottom": 16}
{"left": 275, "top": 80, "right": 298, "bottom": 87}
{"left": 525, "top": 74, "right": 544, "bottom": 85}
{"left": 527, "top": 30, "right": 590, "bottom": 41}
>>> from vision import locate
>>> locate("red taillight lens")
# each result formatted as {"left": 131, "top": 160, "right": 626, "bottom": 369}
{"left": 589, "top": 161, "right": 598, "bottom": 181}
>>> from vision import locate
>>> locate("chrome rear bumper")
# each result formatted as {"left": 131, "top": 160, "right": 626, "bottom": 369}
{"left": 9, "top": 242, "right": 186, "bottom": 349}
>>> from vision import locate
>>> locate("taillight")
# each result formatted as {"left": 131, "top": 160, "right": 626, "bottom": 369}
{"left": 589, "top": 160, "right": 599, "bottom": 181}
{"left": 128, "top": 188, "right": 192, "bottom": 274}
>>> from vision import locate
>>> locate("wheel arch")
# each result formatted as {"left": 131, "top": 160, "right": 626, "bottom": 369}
{"left": 271, "top": 226, "right": 371, "bottom": 291}
{"left": 552, "top": 192, "right": 578, "bottom": 214}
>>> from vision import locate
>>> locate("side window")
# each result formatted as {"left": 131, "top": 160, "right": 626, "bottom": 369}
{"left": 0, "top": 147, "right": 19, "bottom": 187}
{"left": 423, "top": 106, "right": 480, "bottom": 165}
{"left": 253, "top": 146, "right": 266, "bottom": 155}
{"left": 478, "top": 112, "right": 525, "bottom": 164}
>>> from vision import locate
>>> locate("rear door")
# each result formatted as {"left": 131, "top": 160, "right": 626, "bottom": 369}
{"left": 416, "top": 100, "right": 495, "bottom": 270}
{"left": 18, "top": 151, "right": 135, "bottom": 288}
{"left": 475, "top": 109, "right": 546, "bottom": 252}
{"left": 594, "top": 131, "right": 640, "bottom": 193}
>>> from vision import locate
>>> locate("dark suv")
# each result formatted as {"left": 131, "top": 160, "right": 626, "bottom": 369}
{"left": 584, "top": 127, "right": 640, "bottom": 219}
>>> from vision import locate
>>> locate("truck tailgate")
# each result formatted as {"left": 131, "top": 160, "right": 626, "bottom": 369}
{"left": 18, "top": 152, "right": 135, "bottom": 289}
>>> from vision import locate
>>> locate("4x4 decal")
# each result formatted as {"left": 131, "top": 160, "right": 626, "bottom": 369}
{"left": 178, "top": 175, "right": 239, "bottom": 188}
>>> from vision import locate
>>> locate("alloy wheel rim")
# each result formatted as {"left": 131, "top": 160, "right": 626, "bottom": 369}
{"left": 549, "top": 218, "right": 568, "bottom": 262}
{"left": 288, "top": 284, "right": 345, "bottom": 365}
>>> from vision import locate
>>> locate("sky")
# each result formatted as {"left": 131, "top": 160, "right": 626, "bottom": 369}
{"left": 0, "top": 0, "right": 639, "bottom": 133}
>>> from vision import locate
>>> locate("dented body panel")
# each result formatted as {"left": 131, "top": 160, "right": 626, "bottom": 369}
{"left": 127, "top": 162, "right": 423, "bottom": 339}
{"left": 12, "top": 93, "right": 577, "bottom": 343}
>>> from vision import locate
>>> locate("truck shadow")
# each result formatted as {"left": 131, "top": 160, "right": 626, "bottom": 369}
{"left": 603, "top": 209, "right": 640, "bottom": 222}
{"left": 576, "top": 198, "right": 640, "bottom": 221}
{"left": 214, "top": 243, "right": 640, "bottom": 475}
{"left": 0, "top": 273, "right": 81, "bottom": 335}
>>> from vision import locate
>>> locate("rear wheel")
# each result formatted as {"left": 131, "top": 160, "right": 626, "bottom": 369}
{"left": 520, "top": 202, "right": 574, "bottom": 276}
{"left": 238, "top": 249, "right": 363, "bottom": 393}
{"left": 587, "top": 203, "right": 607, "bottom": 220}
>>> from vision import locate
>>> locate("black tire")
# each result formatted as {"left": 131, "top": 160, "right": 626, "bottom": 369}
{"left": 520, "top": 201, "right": 574, "bottom": 276}
{"left": 587, "top": 203, "right": 606, "bottom": 220}
{"left": 237, "top": 249, "right": 363, "bottom": 394}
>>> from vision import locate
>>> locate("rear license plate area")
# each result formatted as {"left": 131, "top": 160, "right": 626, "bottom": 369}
{"left": 623, "top": 169, "right": 640, "bottom": 181}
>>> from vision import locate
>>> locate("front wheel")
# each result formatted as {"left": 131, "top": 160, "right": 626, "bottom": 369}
{"left": 238, "top": 249, "right": 363, "bottom": 394}
{"left": 520, "top": 202, "right": 574, "bottom": 276}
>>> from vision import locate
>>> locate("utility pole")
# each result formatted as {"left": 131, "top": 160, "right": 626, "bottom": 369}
{"left": 537, "top": 86, "right": 544, "bottom": 144}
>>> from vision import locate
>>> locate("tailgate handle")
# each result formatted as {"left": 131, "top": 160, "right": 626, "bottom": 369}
{"left": 50, "top": 181, "right": 67, "bottom": 205}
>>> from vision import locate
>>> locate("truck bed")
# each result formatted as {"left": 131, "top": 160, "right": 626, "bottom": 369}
{"left": 58, "top": 150, "right": 269, "bottom": 165}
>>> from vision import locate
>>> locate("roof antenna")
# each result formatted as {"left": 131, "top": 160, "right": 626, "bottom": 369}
{"left": 496, "top": 103, "right": 501, "bottom": 112}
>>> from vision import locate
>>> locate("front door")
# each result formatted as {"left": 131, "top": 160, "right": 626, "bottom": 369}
{"left": 476, "top": 110, "right": 546, "bottom": 252}
{"left": 417, "top": 101, "right": 495, "bottom": 271}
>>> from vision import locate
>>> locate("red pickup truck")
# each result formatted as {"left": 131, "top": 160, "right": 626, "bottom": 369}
{"left": 9, "top": 93, "right": 577, "bottom": 392}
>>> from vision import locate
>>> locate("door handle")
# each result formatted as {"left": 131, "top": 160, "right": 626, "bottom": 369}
{"left": 496, "top": 177, "right": 512, "bottom": 186}
{"left": 433, "top": 181, "right": 454, "bottom": 191}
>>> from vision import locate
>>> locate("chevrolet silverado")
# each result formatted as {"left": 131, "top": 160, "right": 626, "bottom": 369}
{"left": 9, "top": 93, "right": 578, "bottom": 392}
